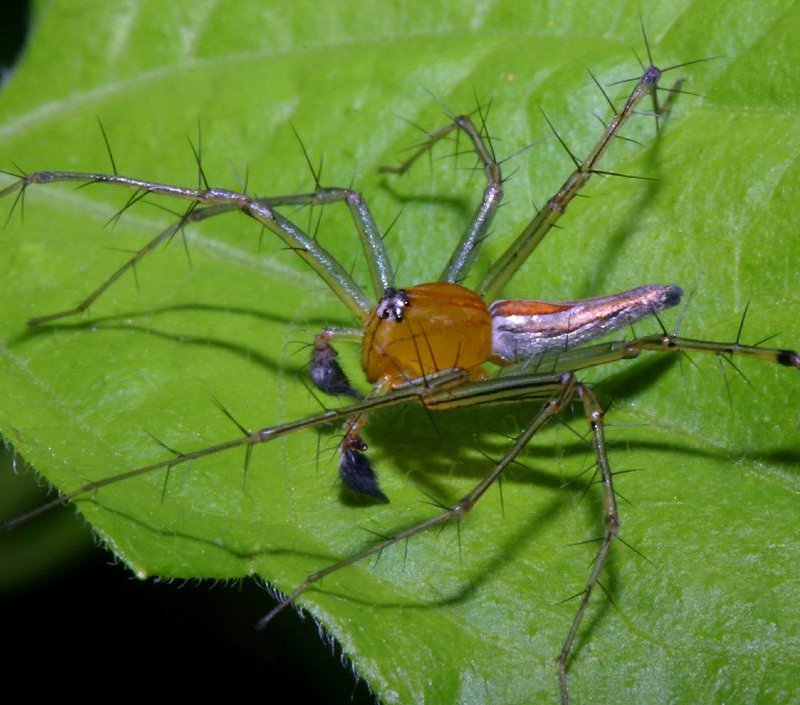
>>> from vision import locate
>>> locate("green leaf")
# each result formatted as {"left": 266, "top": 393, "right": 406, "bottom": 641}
{"left": 2, "top": 2, "right": 799, "bottom": 703}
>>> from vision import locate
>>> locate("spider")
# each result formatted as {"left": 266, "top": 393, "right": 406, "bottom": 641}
{"left": 2, "top": 33, "right": 798, "bottom": 705}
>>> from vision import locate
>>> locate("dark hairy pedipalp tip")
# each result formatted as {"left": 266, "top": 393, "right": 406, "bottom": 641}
{"left": 310, "top": 337, "right": 362, "bottom": 399}
{"left": 339, "top": 437, "right": 389, "bottom": 503}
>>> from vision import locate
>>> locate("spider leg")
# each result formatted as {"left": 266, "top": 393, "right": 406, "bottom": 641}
{"left": 259, "top": 187, "right": 393, "bottom": 298}
{"left": 255, "top": 370, "right": 577, "bottom": 629}
{"left": 1, "top": 173, "right": 378, "bottom": 324}
{"left": 517, "top": 332, "right": 800, "bottom": 377}
{"left": 256, "top": 324, "right": 800, "bottom": 701}
{"left": 479, "top": 63, "right": 667, "bottom": 301}
{"left": 379, "top": 113, "right": 503, "bottom": 284}
{"left": 259, "top": 367, "right": 623, "bottom": 705}
{"left": 2, "top": 367, "right": 472, "bottom": 530}
{"left": 558, "top": 384, "right": 617, "bottom": 705}
{"left": 26, "top": 200, "right": 229, "bottom": 325}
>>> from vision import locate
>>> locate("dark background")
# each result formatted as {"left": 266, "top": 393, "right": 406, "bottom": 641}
{"left": 1, "top": 3, "right": 373, "bottom": 700}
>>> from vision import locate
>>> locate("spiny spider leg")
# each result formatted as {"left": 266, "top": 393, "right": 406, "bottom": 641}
{"left": 258, "top": 186, "right": 393, "bottom": 298}
{"left": 379, "top": 111, "right": 503, "bottom": 284}
{"left": 7, "top": 326, "right": 797, "bottom": 532}
{"left": 2, "top": 367, "right": 473, "bottom": 530}
{"left": 258, "top": 331, "right": 800, "bottom": 704}
{"left": 558, "top": 384, "right": 616, "bottom": 705}
{"left": 256, "top": 370, "right": 578, "bottom": 628}
{"left": 1, "top": 176, "right": 395, "bottom": 324}
{"left": 479, "top": 63, "right": 668, "bottom": 301}
{"left": 529, "top": 332, "right": 800, "bottom": 376}
{"left": 377, "top": 57, "right": 676, "bottom": 302}
{"left": 26, "top": 201, "right": 228, "bottom": 326}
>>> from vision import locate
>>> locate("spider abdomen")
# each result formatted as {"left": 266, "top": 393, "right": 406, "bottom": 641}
{"left": 490, "top": 284, "right": 683, "bottom": 363}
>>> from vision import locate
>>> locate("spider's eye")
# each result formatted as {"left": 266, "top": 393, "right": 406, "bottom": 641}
{"left": 376, "top": 287, "right": 411, "bottom": 322}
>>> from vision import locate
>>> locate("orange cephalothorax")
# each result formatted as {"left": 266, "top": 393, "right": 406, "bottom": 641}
{"left": 361, "top": 282, "right": 492, "bottom": 386}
